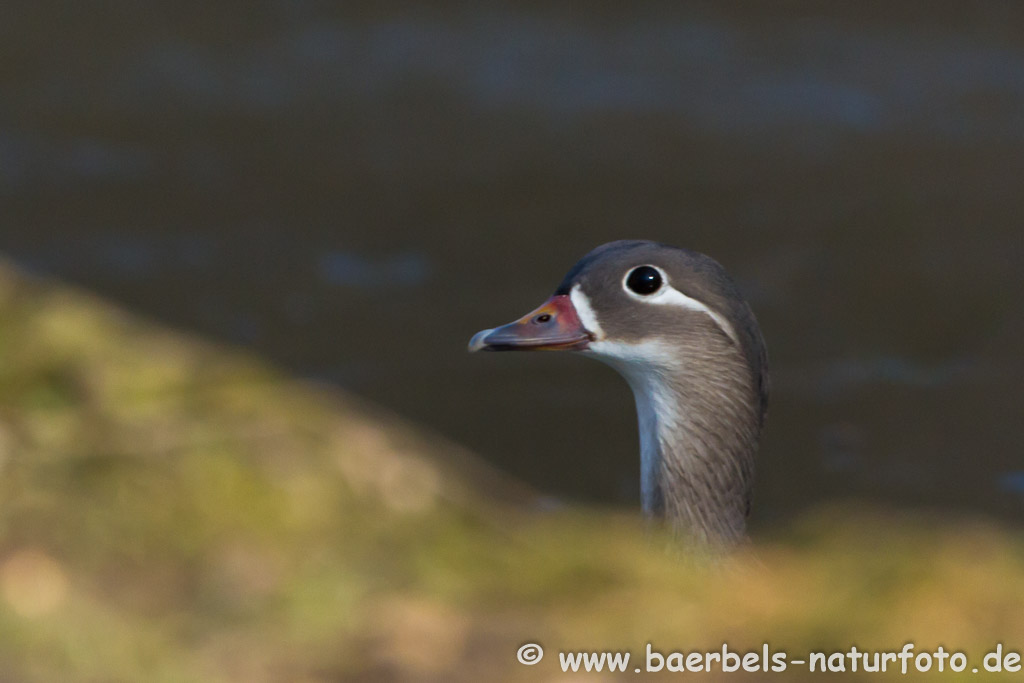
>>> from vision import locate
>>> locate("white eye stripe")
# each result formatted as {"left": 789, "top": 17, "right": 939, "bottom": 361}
{"left": 620, "top": 266, "right": 739, "bottom": 345}
{"left": 656, "top": 287, "right": 740, "bottom": 345}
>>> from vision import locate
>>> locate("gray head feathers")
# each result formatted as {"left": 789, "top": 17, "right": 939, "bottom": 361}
{"left": 471, "top": 239, "right": 769, "bottom": 548}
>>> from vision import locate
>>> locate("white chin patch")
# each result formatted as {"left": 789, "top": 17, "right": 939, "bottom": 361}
{"left": 586, "top": 338, "right": 680, "bottom": 368}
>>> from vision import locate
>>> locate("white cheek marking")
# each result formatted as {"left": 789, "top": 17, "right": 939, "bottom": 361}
{"left": 622, "top": 266, "right": 739, "bottom": 345}
{"left": 570, "top": 284, "right": 604, "bottom": 339}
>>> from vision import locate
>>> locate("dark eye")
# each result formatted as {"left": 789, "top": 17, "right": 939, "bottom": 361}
{"left": 625, "top": 266, "right": 662, "bottom": 295}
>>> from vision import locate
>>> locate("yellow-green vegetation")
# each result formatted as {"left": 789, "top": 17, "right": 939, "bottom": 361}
{"left": 0, "top": 261, "right": 1021, "bottom": 682}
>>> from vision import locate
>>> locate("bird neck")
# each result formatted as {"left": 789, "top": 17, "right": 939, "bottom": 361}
{"left": 612, "top": 347, "right": 761, "bottom": 547}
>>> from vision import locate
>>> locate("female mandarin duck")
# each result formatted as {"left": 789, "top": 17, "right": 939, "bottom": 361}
{"left": 470, "top": 240, "right": 768, "bottom": 547}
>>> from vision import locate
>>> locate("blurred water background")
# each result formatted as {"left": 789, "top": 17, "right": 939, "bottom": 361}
{"left": 4, "top": 1, "right": 1023, "bottom": 526}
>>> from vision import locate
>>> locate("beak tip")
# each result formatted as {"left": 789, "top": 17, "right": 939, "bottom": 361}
{"left": 467, "top": 328, "right": 494, "bottom": 352}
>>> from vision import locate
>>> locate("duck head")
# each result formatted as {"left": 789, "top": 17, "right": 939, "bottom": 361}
{"left": 470, "top": 240, "right": 769, "bottom": 547}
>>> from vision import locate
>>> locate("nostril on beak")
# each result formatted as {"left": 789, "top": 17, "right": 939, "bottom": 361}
{"left": 533, "top": 313, "right": 552, "bottom": 324}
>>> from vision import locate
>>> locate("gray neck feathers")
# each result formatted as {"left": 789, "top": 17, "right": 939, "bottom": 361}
{"left": 602, "top": 340, "right": 761, "bottom": 547}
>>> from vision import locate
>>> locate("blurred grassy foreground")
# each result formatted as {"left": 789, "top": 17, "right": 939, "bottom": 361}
{"left": 0, "top": 262, "right": 1022, "bottom": 683}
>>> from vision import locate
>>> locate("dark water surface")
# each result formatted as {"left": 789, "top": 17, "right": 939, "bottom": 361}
{"left": 3, "top": 2, "right": 1023, "bottom": 525}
